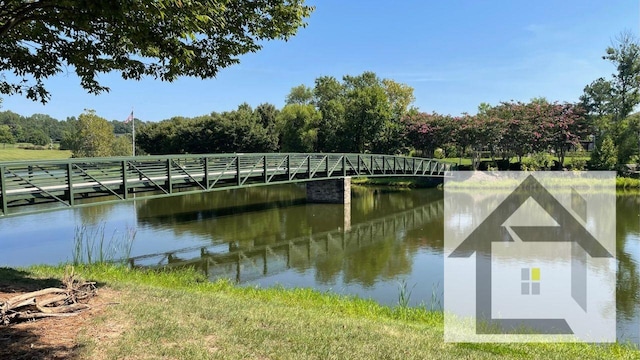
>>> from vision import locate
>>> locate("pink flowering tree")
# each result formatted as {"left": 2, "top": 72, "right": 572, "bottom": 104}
{"left": 404, "top": 112, "right": 452, "bottom": 157}
{"left": 541, "top": 102, "right": 589, "bottom": 165}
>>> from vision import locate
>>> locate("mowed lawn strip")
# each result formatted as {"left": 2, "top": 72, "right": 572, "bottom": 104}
{"left": 19, "top": 265, "right": 639, "bottom": 360}
{"left": 0, "top": 148, "right": 71, "bottom": 161}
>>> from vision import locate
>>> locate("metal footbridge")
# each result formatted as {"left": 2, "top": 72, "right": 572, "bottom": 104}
{"left": 0, "top": 153, "right": 454, "bottom": 217}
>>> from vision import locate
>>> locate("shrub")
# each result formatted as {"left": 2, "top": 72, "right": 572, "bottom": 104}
{"left": 589, "top": 135, "right": 618, "bottom": 170}
{"left": 522, "top": 152, "right": 554, "bottom": 171}
{"left": 569, "top": 157, "right": 587, "bottom": 171}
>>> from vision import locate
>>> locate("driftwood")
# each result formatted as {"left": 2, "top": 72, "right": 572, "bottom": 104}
{"left": 0, "top": 267, "right": 96, "bottom": 325}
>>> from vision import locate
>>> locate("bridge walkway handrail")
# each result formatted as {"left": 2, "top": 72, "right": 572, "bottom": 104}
{"left": 0, "top": 153, "right": 455, "bottom": 217}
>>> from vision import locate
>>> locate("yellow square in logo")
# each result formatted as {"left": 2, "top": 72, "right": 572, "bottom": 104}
{"left": 532, "top": 268, "right": 540, "bottom": 281}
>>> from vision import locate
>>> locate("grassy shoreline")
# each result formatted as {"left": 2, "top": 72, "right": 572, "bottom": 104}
{"left": 352, "top": 175, "right": 640, "bottom": 190}
{"left": 352, "top": 176, "right": 442, "bottom": 188}
{"left": 5, "top": 264, "right": 637, "bottom": 359}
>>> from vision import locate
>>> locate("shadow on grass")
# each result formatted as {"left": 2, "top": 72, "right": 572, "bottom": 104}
{"left": 456, "top": 342, "right": 530, "bottom": 357}
{"left": 0, "top": 325, "right": 84, "bottom": 360}
{"left": 0, "top": 267, "right": 63, "bottom": 293}
{"left": 0, "top": 267, "right": 87, "bottom": 359}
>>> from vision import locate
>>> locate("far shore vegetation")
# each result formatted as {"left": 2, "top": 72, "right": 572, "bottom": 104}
{"left": 1, "top": 264, "right": 635, "bottom": 359}
{"left": 353, "top": 174, "right": 640, "bottom": 190}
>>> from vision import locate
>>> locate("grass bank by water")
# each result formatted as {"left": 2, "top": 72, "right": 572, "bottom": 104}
{"left": 9, "top": 264, "right": 638, "bottom": 359}
{"left": 439, "top": 156, "right": 591, "bottom": 167}
{"left": 353, "top": 175, "right": 640, "bottom": 190}
{"left": 617, "top": 176, "right": 640, "bottom": 189}
{"left": 352, "top": 177, "right": 440, "bottom": 188}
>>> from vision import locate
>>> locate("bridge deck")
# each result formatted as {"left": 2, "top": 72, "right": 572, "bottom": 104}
{"left": 0, "top": 153, "right": 454, "bottom": 217}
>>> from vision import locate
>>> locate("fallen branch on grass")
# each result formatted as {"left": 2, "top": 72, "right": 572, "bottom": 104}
{"left": 0, "top": 267, "right": 96, "bottom": 325}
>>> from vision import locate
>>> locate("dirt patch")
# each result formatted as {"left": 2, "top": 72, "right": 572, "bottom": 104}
{"left": 0, "top": 287, "right": 120, "bottom": 360}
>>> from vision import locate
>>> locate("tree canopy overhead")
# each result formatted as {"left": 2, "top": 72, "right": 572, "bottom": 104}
{"left": 0, "top": 0, "right": 314, "bottom": 103}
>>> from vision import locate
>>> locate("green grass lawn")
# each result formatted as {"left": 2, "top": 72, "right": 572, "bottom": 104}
{"left": 0, "top": 146, "right": 71, "bottom": 162}
{"left": 440, "top": 156, "right": 591, "bottom": 167}
{"left": 352, "top": 177, "right": 431, "bottom": 188}
{"left": 11, "top": 265, "right": 638, "bottom": 359}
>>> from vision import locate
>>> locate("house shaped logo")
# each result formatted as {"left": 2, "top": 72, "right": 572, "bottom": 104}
{"left": 444, "top": 172, "right": 616, "bottom": 343}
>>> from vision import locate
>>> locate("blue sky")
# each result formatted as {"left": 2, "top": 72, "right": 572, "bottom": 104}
{"left": 2, "top": 0, "right": 639, "bottom": 122}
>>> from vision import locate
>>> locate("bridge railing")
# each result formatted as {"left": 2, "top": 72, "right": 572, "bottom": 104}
{"left": 0, "top": 153, "right": 455, "bottom": 217}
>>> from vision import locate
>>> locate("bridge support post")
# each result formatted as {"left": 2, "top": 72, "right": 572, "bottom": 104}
{"left": 305, "top": 177, "right": 351, "bottom": 204}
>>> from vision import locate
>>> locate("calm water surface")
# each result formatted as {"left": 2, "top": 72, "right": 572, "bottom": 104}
{"left": 0, "top": 184, "right": 638, "bottom": 343}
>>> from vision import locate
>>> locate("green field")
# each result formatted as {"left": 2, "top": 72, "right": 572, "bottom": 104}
{"left": 8, "top": 265, "right": 637, "bottom": 360}
{"left": 440, "top": 156, "right": 590, "bottom": 167}
{"left": 0, "top": 145, "right": 72, "bottom": 162}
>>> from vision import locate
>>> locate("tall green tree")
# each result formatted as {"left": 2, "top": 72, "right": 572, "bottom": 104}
{"left": 313, "top": 76, "right": 346, "bottom": 152}
{"left": 217, "top": 103, "right": 279, "bottom": 152}
{"left": 0, "top": 124, "right": 15, "bottom": 146}
{"left": 255, "top": 103, "right": 280, "bottom": 149}
{"left": 590, "top": 134, "right": 618, "bottom": 170}
{"left": 68, "top": 110, "right": 116, "bottom": 157}
{"left": 286, "top": 85, "right": 314, "bottom": 105}
{"left": 581, "top": 31, "right": 640, "bottom": 164}
{"left": 136, "top": 117, "right": 190, "bottom": 154}
{"left": 23, "top": 128, "right": 49, "bottom": 146}
{"left": 25, "top": 113, "right": 61, "bottom": 140}
{"left": 1, "top": 0, "right": 314, "bottom": 103}
{"left": 0, "top": 110, "right": 24, "bottom": 141}
{"left": 113, "top": 135, "right": 134, "bottom": 156}
{"left": 604, "top": 31, "right": 640, "bottom": 121}
{"left": 382, "top": 79, "right": 415, "bottom": 120}
{"left": 581, "top": 78, "right": 615, "bottom": 120}
{"left": 376, "top": 79, "right": 415, "bottom": 153}
{"left": 343, "top": 73, "right": 392, "bottom": 153}
{"left": 277, "top": 104, "right": 321, "bottom": 152}
{"left": 286, "top": 72, "right": 414, "bottom": 154}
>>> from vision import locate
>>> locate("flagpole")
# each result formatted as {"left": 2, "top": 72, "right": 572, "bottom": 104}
{"left": 132, "top": 108, "right": 136, "bottom": 157}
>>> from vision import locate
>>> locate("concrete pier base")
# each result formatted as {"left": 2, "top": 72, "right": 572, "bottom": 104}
{"left": 305, "top": 177, "right": 351, "bottom": 204}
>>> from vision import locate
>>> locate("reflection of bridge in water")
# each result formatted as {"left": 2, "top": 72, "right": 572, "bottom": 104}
{"left": 128, "top": 199, "right": 444, "bottom": 282}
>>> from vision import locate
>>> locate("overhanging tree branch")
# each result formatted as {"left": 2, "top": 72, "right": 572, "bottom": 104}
{"left": 0, "top": 0, "right": 314, "bottom": 103}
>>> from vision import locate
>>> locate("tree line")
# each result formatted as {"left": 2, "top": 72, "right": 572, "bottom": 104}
{"left": 0, "top": 73, "right": 613, "bottom": 170}
{"left": 0, "top": 109, "right": 134, "bottom": 153}
{"left": 136, "top": 71, "right": 592, "bottom": 170}
{"left": 0, "top": 111, "right": 70, "bottom": 146}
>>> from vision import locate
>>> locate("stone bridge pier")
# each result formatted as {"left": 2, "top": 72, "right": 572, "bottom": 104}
{"left": 305, "top": 177, "right": 351, "bottom": 204}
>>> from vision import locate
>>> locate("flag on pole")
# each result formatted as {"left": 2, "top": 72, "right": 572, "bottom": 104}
{"left": 125, "top": 109, "right": 136, "bottom": 156}
{"left": 125, "top": 111, "right": 134, "bottom": 123}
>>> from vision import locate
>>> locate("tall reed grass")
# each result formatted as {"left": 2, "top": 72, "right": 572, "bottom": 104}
{"left": 72, "top": 223, "right": 136, "bottom": 265}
